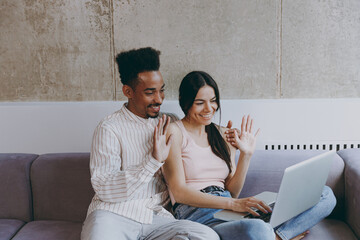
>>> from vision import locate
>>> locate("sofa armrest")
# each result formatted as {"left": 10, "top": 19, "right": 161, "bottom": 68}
{"left": 337, "top": 149, "right": 360, "bottom": 239}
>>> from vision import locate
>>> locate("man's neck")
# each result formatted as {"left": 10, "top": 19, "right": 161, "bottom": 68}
{"left": 125, "top": 102, "right": 148, "bottom": 119}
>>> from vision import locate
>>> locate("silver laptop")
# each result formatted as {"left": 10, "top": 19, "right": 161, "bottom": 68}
{"left": 214, "top": 150, "right": 335, "bottom": 228}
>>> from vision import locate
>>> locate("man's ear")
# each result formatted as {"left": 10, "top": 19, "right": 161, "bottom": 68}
{"left": 123, "top": 85, "right": 134, "bottom": 99}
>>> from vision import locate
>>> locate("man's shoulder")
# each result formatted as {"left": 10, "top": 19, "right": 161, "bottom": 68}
{"left": 96, "top": 109, "right": 126, "bottom": 130}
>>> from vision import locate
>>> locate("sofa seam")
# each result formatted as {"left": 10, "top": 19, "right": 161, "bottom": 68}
{"left": 28, "top": 155, "right": 40, "bottom": 222}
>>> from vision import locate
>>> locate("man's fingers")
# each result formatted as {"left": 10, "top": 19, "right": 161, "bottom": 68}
{"left": 162, "top": 114, "right": 167, "bottom": 123}
{"left": 234, "top": 129, "right": 239, "bottom": 138}
{"left": 226, "top": 131, "right": 238, "bottom": 142}
{"left": 225, "top": 129, "right": 235, "bottom": 134}
{"left": 163, "top": 116, "right": 171, "bottom": 134}
{"left": 154, "top": 125, "right": 158, "bottom": 140}
{"left": 166, "top": 134, "right": 173, "bottom": 146}
{"left": 158, "top": 117, "right": 164, "bottom": 135}
{"left": 226, "top": 131, "right": 234, "bottom": 138}
{"left": 226, "top": 120, "right": 233, "bottom": 129}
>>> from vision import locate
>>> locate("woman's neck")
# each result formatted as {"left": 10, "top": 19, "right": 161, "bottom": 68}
{"left": 181, "top": 117, "right": 206, "bottom": 136}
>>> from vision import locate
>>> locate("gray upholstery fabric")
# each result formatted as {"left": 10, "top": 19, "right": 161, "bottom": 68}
{"left": 31, "top": 153, "right": 94, "bottom": 222}
{"left": 11, "top": 220, "right": 82, "bottom": 240}
{"left": 1, "top": 150, "right": 357, "bottom": 239}
{"left": 238, "top": 150, "right": 345, "bottom": 219}
{"left": 0, "top": 154, "right": 38, "bottom": 222}
{"left": 0, "top": 219, "right": 25, "bottom": 240}
{"left": 337, "top": 148, "right": 360, "bottom": 239}
{"left": 306, "top": 219, "right": 358, "bottom": 240}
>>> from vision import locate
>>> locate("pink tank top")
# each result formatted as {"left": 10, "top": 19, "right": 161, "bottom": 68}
{"left": 175, "top": 120, "right": 229, "bottom": 190}
{"left": 165, "top": 120, "right": 230, "bottom": 205}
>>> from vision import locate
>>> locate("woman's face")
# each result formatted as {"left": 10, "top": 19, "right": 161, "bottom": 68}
{"left": 186, "top": 85, "right": 218, "bottom": 125}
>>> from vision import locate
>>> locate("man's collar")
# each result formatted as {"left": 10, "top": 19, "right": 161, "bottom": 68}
{"left": 121, "top": 103, "right": 158, "bottom": 124}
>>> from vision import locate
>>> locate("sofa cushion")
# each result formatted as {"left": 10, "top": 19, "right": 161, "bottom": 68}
{"left": 306, "top": 218, "right": 358, "bottom": 240}
{"left": 0, "top": 219, "right": 25, "bottom": 240}
{"left": 31, "top": 153, "right": 94, "bottom": 222}
{"left": 0, "top": 154, "right": 38, "bottom": 222}
{"left": 11, "top": 220, "right": 82, "bottom": 240}
{"left": 238, "top": 150, "right": 344, "bottom": 219}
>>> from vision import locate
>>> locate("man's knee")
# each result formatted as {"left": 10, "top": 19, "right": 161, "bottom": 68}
{"left": 81, "top": 210, "right": 139, "bottom": 240}
{"left": 175, "top": 220, "right": 219, "bottom": 240}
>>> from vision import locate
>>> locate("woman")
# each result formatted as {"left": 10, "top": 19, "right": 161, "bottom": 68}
{"left": 162, "top": 71, "right": 336, "bottom": 240}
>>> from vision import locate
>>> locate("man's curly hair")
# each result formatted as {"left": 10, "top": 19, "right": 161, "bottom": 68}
{"left": 115, "top": 47, "right": 161, "bottom": 88}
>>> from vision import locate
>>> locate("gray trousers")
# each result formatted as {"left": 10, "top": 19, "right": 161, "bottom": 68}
{"left": 81, "top": 210, "right": 219, "bottom": 240}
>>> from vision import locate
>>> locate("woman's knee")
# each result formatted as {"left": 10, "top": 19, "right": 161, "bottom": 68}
{"left": 322, "top": 186, "right": 337, "bottom": 215}
{"left": 213, "top": 219, "right": 274, "bottom": 240}
{"left": 244, "top": 219, "right": 275, "bottom": 240}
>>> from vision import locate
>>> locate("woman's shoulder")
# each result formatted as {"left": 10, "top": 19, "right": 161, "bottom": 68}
{"left": 167, "top": 121, "right": 184, "bottom": 146}
{"left": 168, "top": 121, "right": 182, "bottom": 135}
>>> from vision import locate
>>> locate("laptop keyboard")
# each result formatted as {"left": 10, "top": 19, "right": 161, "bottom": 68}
{"left": 244, "top": 202, "right": 275, "bottom": 222}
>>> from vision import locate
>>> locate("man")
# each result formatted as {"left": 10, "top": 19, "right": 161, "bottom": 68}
{"left": 81, "top": 47, "right": 219, "bottom": 240}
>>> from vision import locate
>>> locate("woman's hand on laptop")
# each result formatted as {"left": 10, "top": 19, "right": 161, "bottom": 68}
{"left": 230, "top": 197, "right": 272, "bottom": 216}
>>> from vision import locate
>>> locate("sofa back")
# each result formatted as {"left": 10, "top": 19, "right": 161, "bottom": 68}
{"left": 238, "top": 150, "right": 345, "bottom": 220}
{"left": 0, "top": 154, "right": 38, "bottom": 222}
{"left": 31, "top": 153, "right": 94, "bottom": 222}
{"left": 337, "top": 149, "right": 360, "bottom": 238}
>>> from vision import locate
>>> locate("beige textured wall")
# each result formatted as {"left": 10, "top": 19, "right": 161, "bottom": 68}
{"left": 1, "top": 0, "right": 114, "bottom": 101}
{"left": 1, "top": 0, "right": 359, "bottom": 101}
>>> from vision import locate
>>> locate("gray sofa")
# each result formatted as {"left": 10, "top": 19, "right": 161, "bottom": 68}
{"left": 0, "top": 149, "right": 359, "bottom": 240}
{"left": 0, "top": 153, "right": 94, "bottom": 240}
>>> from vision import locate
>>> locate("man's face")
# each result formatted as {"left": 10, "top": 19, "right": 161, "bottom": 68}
{"left": 126, "top": 71, "right": 165, "bottom": 118}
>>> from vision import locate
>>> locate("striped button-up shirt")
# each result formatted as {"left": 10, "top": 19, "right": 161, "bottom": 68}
{"left": 87, "top": 104, "right": 176, "bottom": 224}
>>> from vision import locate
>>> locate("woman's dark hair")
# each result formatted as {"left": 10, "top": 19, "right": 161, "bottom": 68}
{"left": 179, "top": 71, "right": 232, "bottom": 173}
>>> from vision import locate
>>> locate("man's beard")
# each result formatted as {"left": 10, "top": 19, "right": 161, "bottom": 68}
{"left": 147, "top": 104, "right": 161, "bottom": 118}
{"left": 148, "top": 113, "right": 160, "bottom": 118}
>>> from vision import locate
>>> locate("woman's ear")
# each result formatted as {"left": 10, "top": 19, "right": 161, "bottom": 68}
{"left": 122, "top": 85, "right": 134, "bottom": 99}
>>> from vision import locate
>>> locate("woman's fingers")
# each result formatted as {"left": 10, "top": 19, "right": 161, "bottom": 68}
{"left": 247, "top": 198, "right": 272, "bottom": 216}
{"left": 249, "top": 119, "right": 253, "bottom": 133}
{"left": 245, "top": 115, "right": 250, "bottom": 132}
{"left": 254, "top": 128, "right": 260, "bottom": 138}
{"left": 246, "top": 207, "right": 260, "bottom": 217}
{"left": 256, "top": 201, "right": 272, "bottom": 213}
{"left": 241, "top": 115, "right": 255, "bottom": 133}
{"left": 241, "top": 115, "right": 245, "bottom": 133}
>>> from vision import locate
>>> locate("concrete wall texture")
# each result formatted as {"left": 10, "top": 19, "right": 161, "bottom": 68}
{"left": 1, "top": 0, "right": 359, "bottom": 101}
